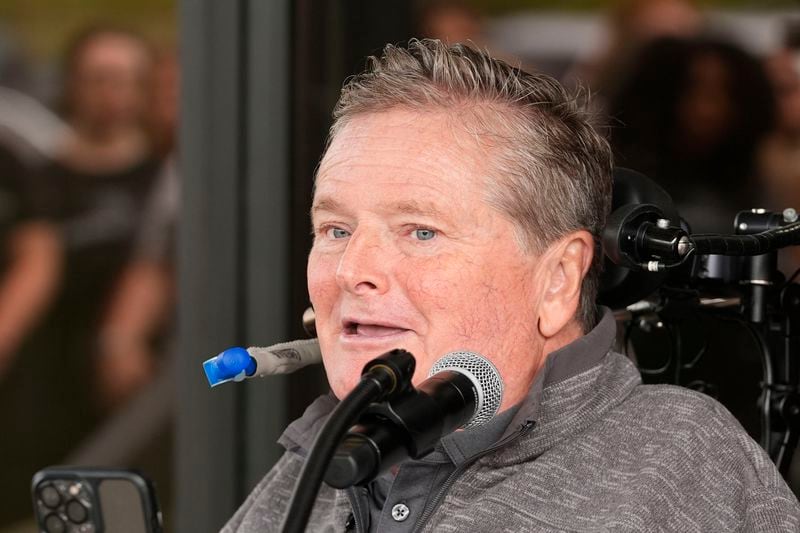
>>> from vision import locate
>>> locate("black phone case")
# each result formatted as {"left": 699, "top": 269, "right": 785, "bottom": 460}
{"left": 32, "top": 466, "right": 163, "bottom": 533}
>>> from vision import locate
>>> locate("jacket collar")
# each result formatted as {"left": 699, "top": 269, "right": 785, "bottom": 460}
{"left": 499, "top": 306, "right": 618, "bottom": 441}
{"left": 485, "top": 308, "right": 642, "bottom": 466}
{"left": 278, "top": 391, "right": 337, "bottom": 454}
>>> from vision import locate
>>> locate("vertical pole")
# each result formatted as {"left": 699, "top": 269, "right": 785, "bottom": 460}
{"left": 177, "top": 0, "right": 291, "bottom": 530}
{"left": 241, "top": 0, "right": 291, "bottom": 490}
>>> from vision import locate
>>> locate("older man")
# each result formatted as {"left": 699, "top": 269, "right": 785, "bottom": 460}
{"left": 223, "top": 40, "right": 799, "bottom": 532}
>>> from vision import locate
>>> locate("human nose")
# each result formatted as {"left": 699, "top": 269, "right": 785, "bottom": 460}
{"left": 335, "top": 228, "right": 390, "bottom": 296}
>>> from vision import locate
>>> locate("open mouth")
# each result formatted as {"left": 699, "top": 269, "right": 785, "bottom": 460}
{"left": 343, "top": 320, "right": 410, "bottom": 338}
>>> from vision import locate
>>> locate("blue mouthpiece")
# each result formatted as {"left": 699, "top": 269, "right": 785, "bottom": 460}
{"left": 203, "top": 347, "right": 257, "bottom": 387}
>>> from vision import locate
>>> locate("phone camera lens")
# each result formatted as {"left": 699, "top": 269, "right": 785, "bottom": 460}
{"left": 38, "top": 484, "right": 61, "bottom": 508}
{"left": 43, "top": 513, "right": 66, "bottom": 533}
{"left": 65, "top": 499, "right": 88, "bottom": 523}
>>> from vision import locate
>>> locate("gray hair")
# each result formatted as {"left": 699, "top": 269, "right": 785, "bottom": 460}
{"left": 324, "top": 39, "right": 613, "bottom": 331}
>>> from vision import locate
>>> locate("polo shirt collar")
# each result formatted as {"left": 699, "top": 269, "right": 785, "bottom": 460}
{"left": 279, "top": 307, "right": 617, "bottom": 454}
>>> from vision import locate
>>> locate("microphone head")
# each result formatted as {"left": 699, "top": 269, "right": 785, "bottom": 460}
{"left": 428, "top": 351, "right": 503, "bottom": 429}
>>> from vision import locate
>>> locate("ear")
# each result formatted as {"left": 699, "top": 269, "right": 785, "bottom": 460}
{"left": 537, "top": 231, "right": 594, "bottom": 338}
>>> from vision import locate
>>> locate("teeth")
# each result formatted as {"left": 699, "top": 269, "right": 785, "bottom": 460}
{"left": 356, "top": 324, "right": 406, "bottom": 337}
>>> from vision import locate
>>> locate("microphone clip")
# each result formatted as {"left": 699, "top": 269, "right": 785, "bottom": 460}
{"left": 324, "top": 369, "right": 477, "bottom": 488}
{"left": 603, "top": 203, "right": 691, "bottom": 271}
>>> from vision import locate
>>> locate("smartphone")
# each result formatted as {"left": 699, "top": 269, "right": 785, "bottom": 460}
{"left": 32, "top": 466, "right": 163, "bottom": 533}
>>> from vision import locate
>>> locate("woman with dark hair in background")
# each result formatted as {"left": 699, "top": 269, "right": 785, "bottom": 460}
{"left": 568, "top": 0, "right": 703, "bottom": 107}
{"left": 608, "top": 36, "right": 776, "bottom": 233}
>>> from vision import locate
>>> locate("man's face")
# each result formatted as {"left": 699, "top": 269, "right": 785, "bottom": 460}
{"left": 308, "top": 109, "right": 545, "bottom": 410}
{"left": 71, "top": 35, "right": 150, "bottom": 131}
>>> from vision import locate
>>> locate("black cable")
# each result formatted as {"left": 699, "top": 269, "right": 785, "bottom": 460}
{"left": 280, "top": 378, "right": 385, "bottom": 533}
{"left": 623, "top": 320, "right": 635, "bottom": 360}
{"left": 741, "top": 321, "right": 774, "bottom": 455}
{"left": 691, "top": 221, "right": 800, "bottom": 256}
{"left": 672, "top": 324, "right": 682, "bottom": 386}
{"left": 783, "top": 265, "right": 800, "bottom": 287}
{"left": 680, "top": 339, "right": 708, "bottom": 370}
{"left": 634, "top": 246, "right": 695, "bottom": 272}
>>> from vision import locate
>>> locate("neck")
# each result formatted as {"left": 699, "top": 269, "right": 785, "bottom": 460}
{"left": 498, "top": 320, "right": 584, "bottom": 412}
{"left": 541, "top": 320, "right": 584, "bottom": 357}
{"left": 73, "top": 119, "right": 140, "bottom": 144}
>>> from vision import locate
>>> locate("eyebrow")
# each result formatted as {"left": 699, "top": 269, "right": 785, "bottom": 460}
{"left": 311, "top": 197, "right": 343, "bottom": 217}
{"left": 312, "top": 196, "right": 448, "bottom": 221}
{"left": 392, "top": 199, "right": 447, "bottom": 219}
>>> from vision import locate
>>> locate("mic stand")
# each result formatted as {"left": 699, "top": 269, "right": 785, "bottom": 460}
{"left": 279, "top": 350, "right": 416, "bottom": 533}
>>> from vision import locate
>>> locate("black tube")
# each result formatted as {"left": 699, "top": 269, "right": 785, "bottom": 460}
{"left": 691, "top": 221, "right": 800, "bottom": 256}
{"left": 744, "top": 322, "right": 774, "bottom": 455}
{"left": 324, "top": 371, "right": 478, "bottom": 489}
{"left": 774, "top": 394, "right": 800, "bottom": 477}
{"left": 280, "top": 350, "right": 415, "bottom": 533}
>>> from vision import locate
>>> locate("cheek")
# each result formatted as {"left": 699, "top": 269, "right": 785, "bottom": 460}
{"left": 402, "top": 256, "right": 500, "bottom": 343}
{"left": 308, "top": 250, "right": 353, "bottom": 398}
{"left": 307, "top": 250, "right": 334, "bottom": 301}
{"left": 418, "top": 257, "right": 536, "bottom": 353}
{"left": 399, "top": 258, "right": 457, "bottom": 312}
{"left": 307, "top": 251, "right": 340, "bottom": 335}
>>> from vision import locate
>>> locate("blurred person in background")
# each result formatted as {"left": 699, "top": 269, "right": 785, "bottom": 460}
{"left": 608, "top": 36, "right": 776, "bottom": 233}
{"left": 95, "top": 48, "right": 179, "bottom": 411}
{"left": 762, "top": 20, "right": 800, "bottom": 276}
{"left": 0, "top": 25, "right": 162, "bottom": 528}
{"left": 0, "top": 146, "right": 64, "bottom": 532}
{"left": 0, "top": 32, "right": 64, "bottom": 382}
{"left": 146, "top": 49, "right": 178, "bottom": 161}
{"left": 0, "top": 32, "right": 66, "bottom": 530}
{"left": 34, "top": 23, "right": 163, "bottom": 416}
{"left": 0, "top": 147, "right": 61, "bottom": 380}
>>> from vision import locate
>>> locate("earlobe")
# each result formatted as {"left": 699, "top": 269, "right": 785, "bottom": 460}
{"left": 537, "top": 232, "right": 594, "bottom": 338}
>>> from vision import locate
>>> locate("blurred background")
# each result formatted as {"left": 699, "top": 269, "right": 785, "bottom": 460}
{"left": 1, "top": 1, "right": 799, "bottom": 531}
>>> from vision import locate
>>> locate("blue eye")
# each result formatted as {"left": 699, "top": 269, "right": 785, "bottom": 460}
{"left": 329, "top": 227, "right": 350, "bottom": 239}
{"left": 414, "top": 228, "right": 436, "bottom": 241}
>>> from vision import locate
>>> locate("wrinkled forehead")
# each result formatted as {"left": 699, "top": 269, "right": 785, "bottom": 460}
{"left": 310, "top": 108, "right": 535, "bottom": 254}
{"left": 314, "top": 107, "right": 509, "bottom": 197}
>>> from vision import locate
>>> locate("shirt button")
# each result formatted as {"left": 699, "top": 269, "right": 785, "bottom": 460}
{"left": 391, "top": 503, "right": 410, "bottom": 522}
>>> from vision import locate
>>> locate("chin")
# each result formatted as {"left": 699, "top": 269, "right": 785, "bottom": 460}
{"left": 328, "top": 374, "right": 359, "bottom": 400}
{"left": 322, "top": 355, "right": 363, "bottom": 400}
{"left": 321, "top": 339, "right": 430, "bottom": 399}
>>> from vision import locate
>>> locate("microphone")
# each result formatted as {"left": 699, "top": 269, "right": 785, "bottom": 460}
{"left": 203, "top": 339, "right": 322, "bottom": 387}
{"left": 324, "top": 351, "right": 503, "bottom": 488}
